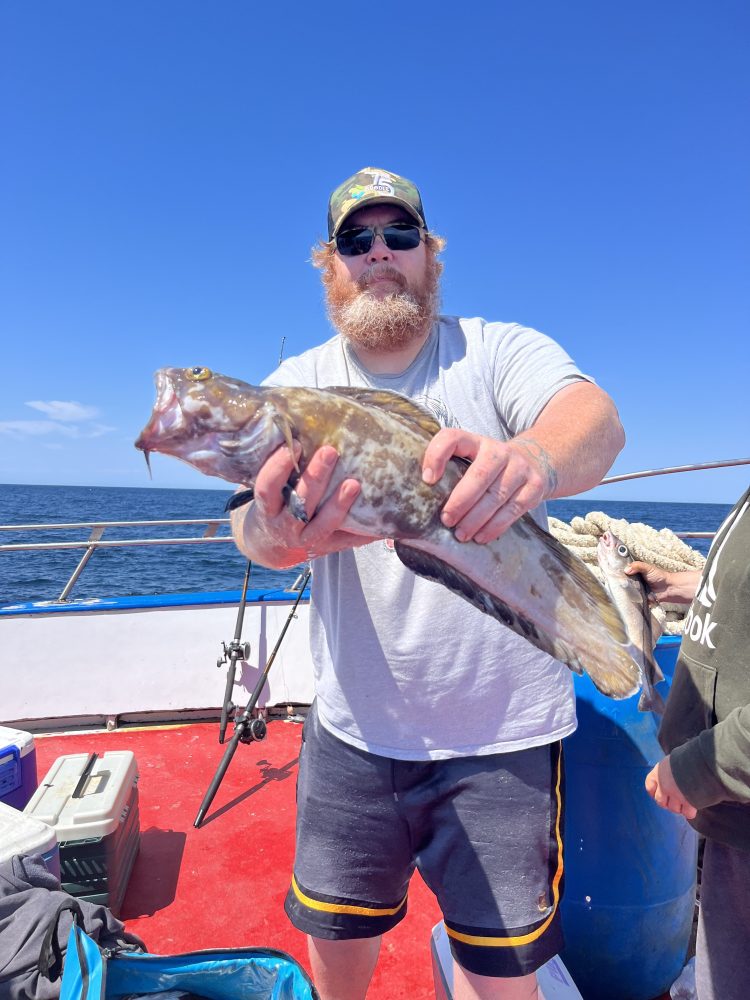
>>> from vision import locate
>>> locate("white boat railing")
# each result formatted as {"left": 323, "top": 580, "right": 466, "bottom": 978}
{"left": 0, "top": 518, "right": 235, "bottom": 601}
{"left": 2, "top": 457, "right": 748, "bottom": 602}
{"left": 600, "top": 458, "right": 750, "bottom": 484}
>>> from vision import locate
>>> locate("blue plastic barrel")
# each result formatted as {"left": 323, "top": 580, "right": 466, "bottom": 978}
{"left": 560, "top": 635, "right": 698, "bottom": 1000}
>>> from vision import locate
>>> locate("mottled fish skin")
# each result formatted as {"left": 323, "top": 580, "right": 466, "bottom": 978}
{"left": 136, "top": 367, "right": 644, "bottom": 701}
{"left": 596, "top": 531, "right": 666, "bottom": 714}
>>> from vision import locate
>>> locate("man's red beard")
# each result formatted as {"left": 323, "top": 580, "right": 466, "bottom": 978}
{"left": 324, "top": 258, "right": 441, "bottom": 352}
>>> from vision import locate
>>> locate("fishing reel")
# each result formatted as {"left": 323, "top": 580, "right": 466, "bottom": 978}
{"left": 216, "top": 638, "right": 251, "bottom": 669}
{"left": 237, "top": 714, "right": 267, "bottom": 743}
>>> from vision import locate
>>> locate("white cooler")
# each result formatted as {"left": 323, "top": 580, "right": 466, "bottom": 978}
{"left": 0, "top": 800, "right": 60, "bottom": 878}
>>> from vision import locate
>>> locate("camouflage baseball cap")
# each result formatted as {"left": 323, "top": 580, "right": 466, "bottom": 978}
{"left": 327, "top": 167, "right": 427, "bottom": 240}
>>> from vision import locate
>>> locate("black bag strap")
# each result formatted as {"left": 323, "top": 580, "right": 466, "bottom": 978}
{"left": 38, "top": 897, "right": 86, "bottom": 981}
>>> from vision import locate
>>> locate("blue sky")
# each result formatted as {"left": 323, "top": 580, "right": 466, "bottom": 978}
{"left": 1, "top": 2, "right": 747, "bottom": 504}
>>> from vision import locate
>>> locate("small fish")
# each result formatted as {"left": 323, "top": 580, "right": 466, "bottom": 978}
{"left": 136, "top": 366, "right": 644, "bottom": 701}
{"left": 596, "top": 530, "right": 666, "bottom": 714}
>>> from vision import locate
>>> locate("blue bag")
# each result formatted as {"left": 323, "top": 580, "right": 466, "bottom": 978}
{"left": 59, "top": 901, "right": 319, "bottom": 1000}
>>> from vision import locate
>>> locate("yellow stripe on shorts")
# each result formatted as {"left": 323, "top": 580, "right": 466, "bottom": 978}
{"left": 291, "top": 875, "right": 408, "bottom": 918}
{"left": 446, "top": 745, "right": 564, "bottom": 948}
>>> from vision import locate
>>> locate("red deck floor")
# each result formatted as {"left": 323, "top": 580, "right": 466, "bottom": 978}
{"left": 34, "top": 720, "right": 444, "bottom": 1000}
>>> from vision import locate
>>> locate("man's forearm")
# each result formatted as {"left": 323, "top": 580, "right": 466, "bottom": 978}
{"left": 663, "top": 570, "right": 702, "bottom": 603}
{"left": 513, "top": 381, "right": 625, "bottom": 499}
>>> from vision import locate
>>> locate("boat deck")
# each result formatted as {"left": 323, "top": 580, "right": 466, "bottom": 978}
{"left": 34, "top": 719, "right": 444, "bottom": 999}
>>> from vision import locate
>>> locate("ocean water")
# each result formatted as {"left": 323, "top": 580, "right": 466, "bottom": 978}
{"left": 0, "top": 483, "right": 732, "bottom": 606}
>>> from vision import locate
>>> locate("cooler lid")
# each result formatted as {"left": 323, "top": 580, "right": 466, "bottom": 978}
{"left": 0, "top": 726, "right": 35, "bottom": 757}
{"left": 24, "top": 750, "right": 138, "bottom": 840}
{"left": 0, "top": 801, "right": 57, "bottom": 862}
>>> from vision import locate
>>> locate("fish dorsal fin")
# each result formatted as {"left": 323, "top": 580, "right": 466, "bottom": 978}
{"left": 324, "top": 386, "right": 441, "bottom": 438}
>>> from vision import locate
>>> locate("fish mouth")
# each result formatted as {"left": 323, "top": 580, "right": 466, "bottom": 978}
{"left": 135, "top": 371, "right": 187, "bottom": 454}
{"left": 598, "top": 531, "right": 615, "bottom": 551}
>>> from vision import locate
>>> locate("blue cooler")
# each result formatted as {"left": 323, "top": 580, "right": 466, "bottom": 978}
{"left": 0, "top": 726, "right": 38, "bottom": 810}
{"left": 0, "top": 800, "right": 60, "bottom": 878}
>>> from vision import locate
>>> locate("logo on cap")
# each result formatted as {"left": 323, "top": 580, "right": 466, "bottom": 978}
{"left": 358, "top": 171, "right": 396, "bottom": 197}
{"left": 328, "top": 166, "right": 426, "bottom": 239}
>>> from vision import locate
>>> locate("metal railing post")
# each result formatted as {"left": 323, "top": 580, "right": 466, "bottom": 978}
{"left": 58, "top": 526, "right": 106, "bottom": 601}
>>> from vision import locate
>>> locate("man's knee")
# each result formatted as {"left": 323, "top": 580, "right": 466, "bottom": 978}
{"left": 308, "top": 934, "right": 382, "bottom": 1000}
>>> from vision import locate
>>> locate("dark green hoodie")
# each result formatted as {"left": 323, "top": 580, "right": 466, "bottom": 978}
{"left": 659, "top": 485, "right": 750, "bottom": 851}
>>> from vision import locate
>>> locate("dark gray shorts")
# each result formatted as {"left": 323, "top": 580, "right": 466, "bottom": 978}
{"left": 284, "top": 704, "right": 565, "bottom": 977}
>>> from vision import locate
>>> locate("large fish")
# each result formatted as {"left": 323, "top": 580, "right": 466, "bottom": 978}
{"left": 596, "top": 530, "right": 666, "bottom": 714}
{"left": 136, "top": 366, "right": 643, "bottom": 700}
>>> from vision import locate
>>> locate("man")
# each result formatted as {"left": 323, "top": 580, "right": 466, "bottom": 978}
{"left": 628, "top": 485, "right": 750, "bottom": 1000}
{"left": 231, "top": 167, "right": 625, "bottom": 1000}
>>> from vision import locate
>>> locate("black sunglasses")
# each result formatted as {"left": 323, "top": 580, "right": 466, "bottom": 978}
{"left": 335, "top": 222, "right": 425, "bottom": 257}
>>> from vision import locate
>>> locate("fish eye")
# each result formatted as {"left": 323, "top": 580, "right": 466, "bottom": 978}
{"left": 617, "top": 544, "right": 629, "bottom": 557}
{"left": 186, "top": 366, "right": 212, "bottom": 382}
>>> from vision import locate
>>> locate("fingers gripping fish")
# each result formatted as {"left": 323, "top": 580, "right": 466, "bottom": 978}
{"left": 136, "top": 366, "right": 643, "bottom": 702}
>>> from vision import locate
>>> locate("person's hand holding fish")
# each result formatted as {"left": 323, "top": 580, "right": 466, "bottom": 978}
{"left": 234, "top": 441, "right": 379, "bottom": 567}
{"left": 624, "top": 561, "right": 702, "bottom": 606}
{"left": 422, "top": 428, "right": 552, "bottom": 544}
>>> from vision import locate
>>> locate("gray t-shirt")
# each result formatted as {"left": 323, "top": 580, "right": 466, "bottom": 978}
{"left": 264, "top": 315, "right": 587, "bottom": 759}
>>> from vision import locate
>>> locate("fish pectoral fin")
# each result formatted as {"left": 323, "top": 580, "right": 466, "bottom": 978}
{"left": 271, "top": 414, "right": 300, "bottom": 473}
{"left": 283, "top": 484, "right": 308, "bottom": 523}
{"left": 225, "top": 488, "right": 255, "bottom": 512}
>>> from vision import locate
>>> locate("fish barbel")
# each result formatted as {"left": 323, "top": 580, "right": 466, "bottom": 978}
{"left": 596, "top": 530, "right": 667, "bottom": 714}
{"left": 136, "top": 366, "right": 643, "bottom": 700}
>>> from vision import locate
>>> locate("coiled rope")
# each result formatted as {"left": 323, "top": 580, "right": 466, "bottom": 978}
{"left": 548, "top": 512, "right": 705, "bottom": 635}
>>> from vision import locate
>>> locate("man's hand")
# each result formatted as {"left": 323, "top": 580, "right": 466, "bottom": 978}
{"left": 232, "top": 444, "right": 375, "bottom": 568}
{"left": 421, "top": 430, "right": 554, "bottom": 544}
{"left": 645, "top": 757, "right": 698, "bottom": 819}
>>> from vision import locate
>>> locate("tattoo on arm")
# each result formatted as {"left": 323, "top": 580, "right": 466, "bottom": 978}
{"left": 513, "top": 438, "right": 559, "bottom": 495}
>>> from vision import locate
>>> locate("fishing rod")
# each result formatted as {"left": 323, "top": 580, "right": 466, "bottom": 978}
{"left": 194, "top": 566, "right": 311, "bottom": 829}
{"left": 216, "top": 559, "right": 253, "bottom": 744}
